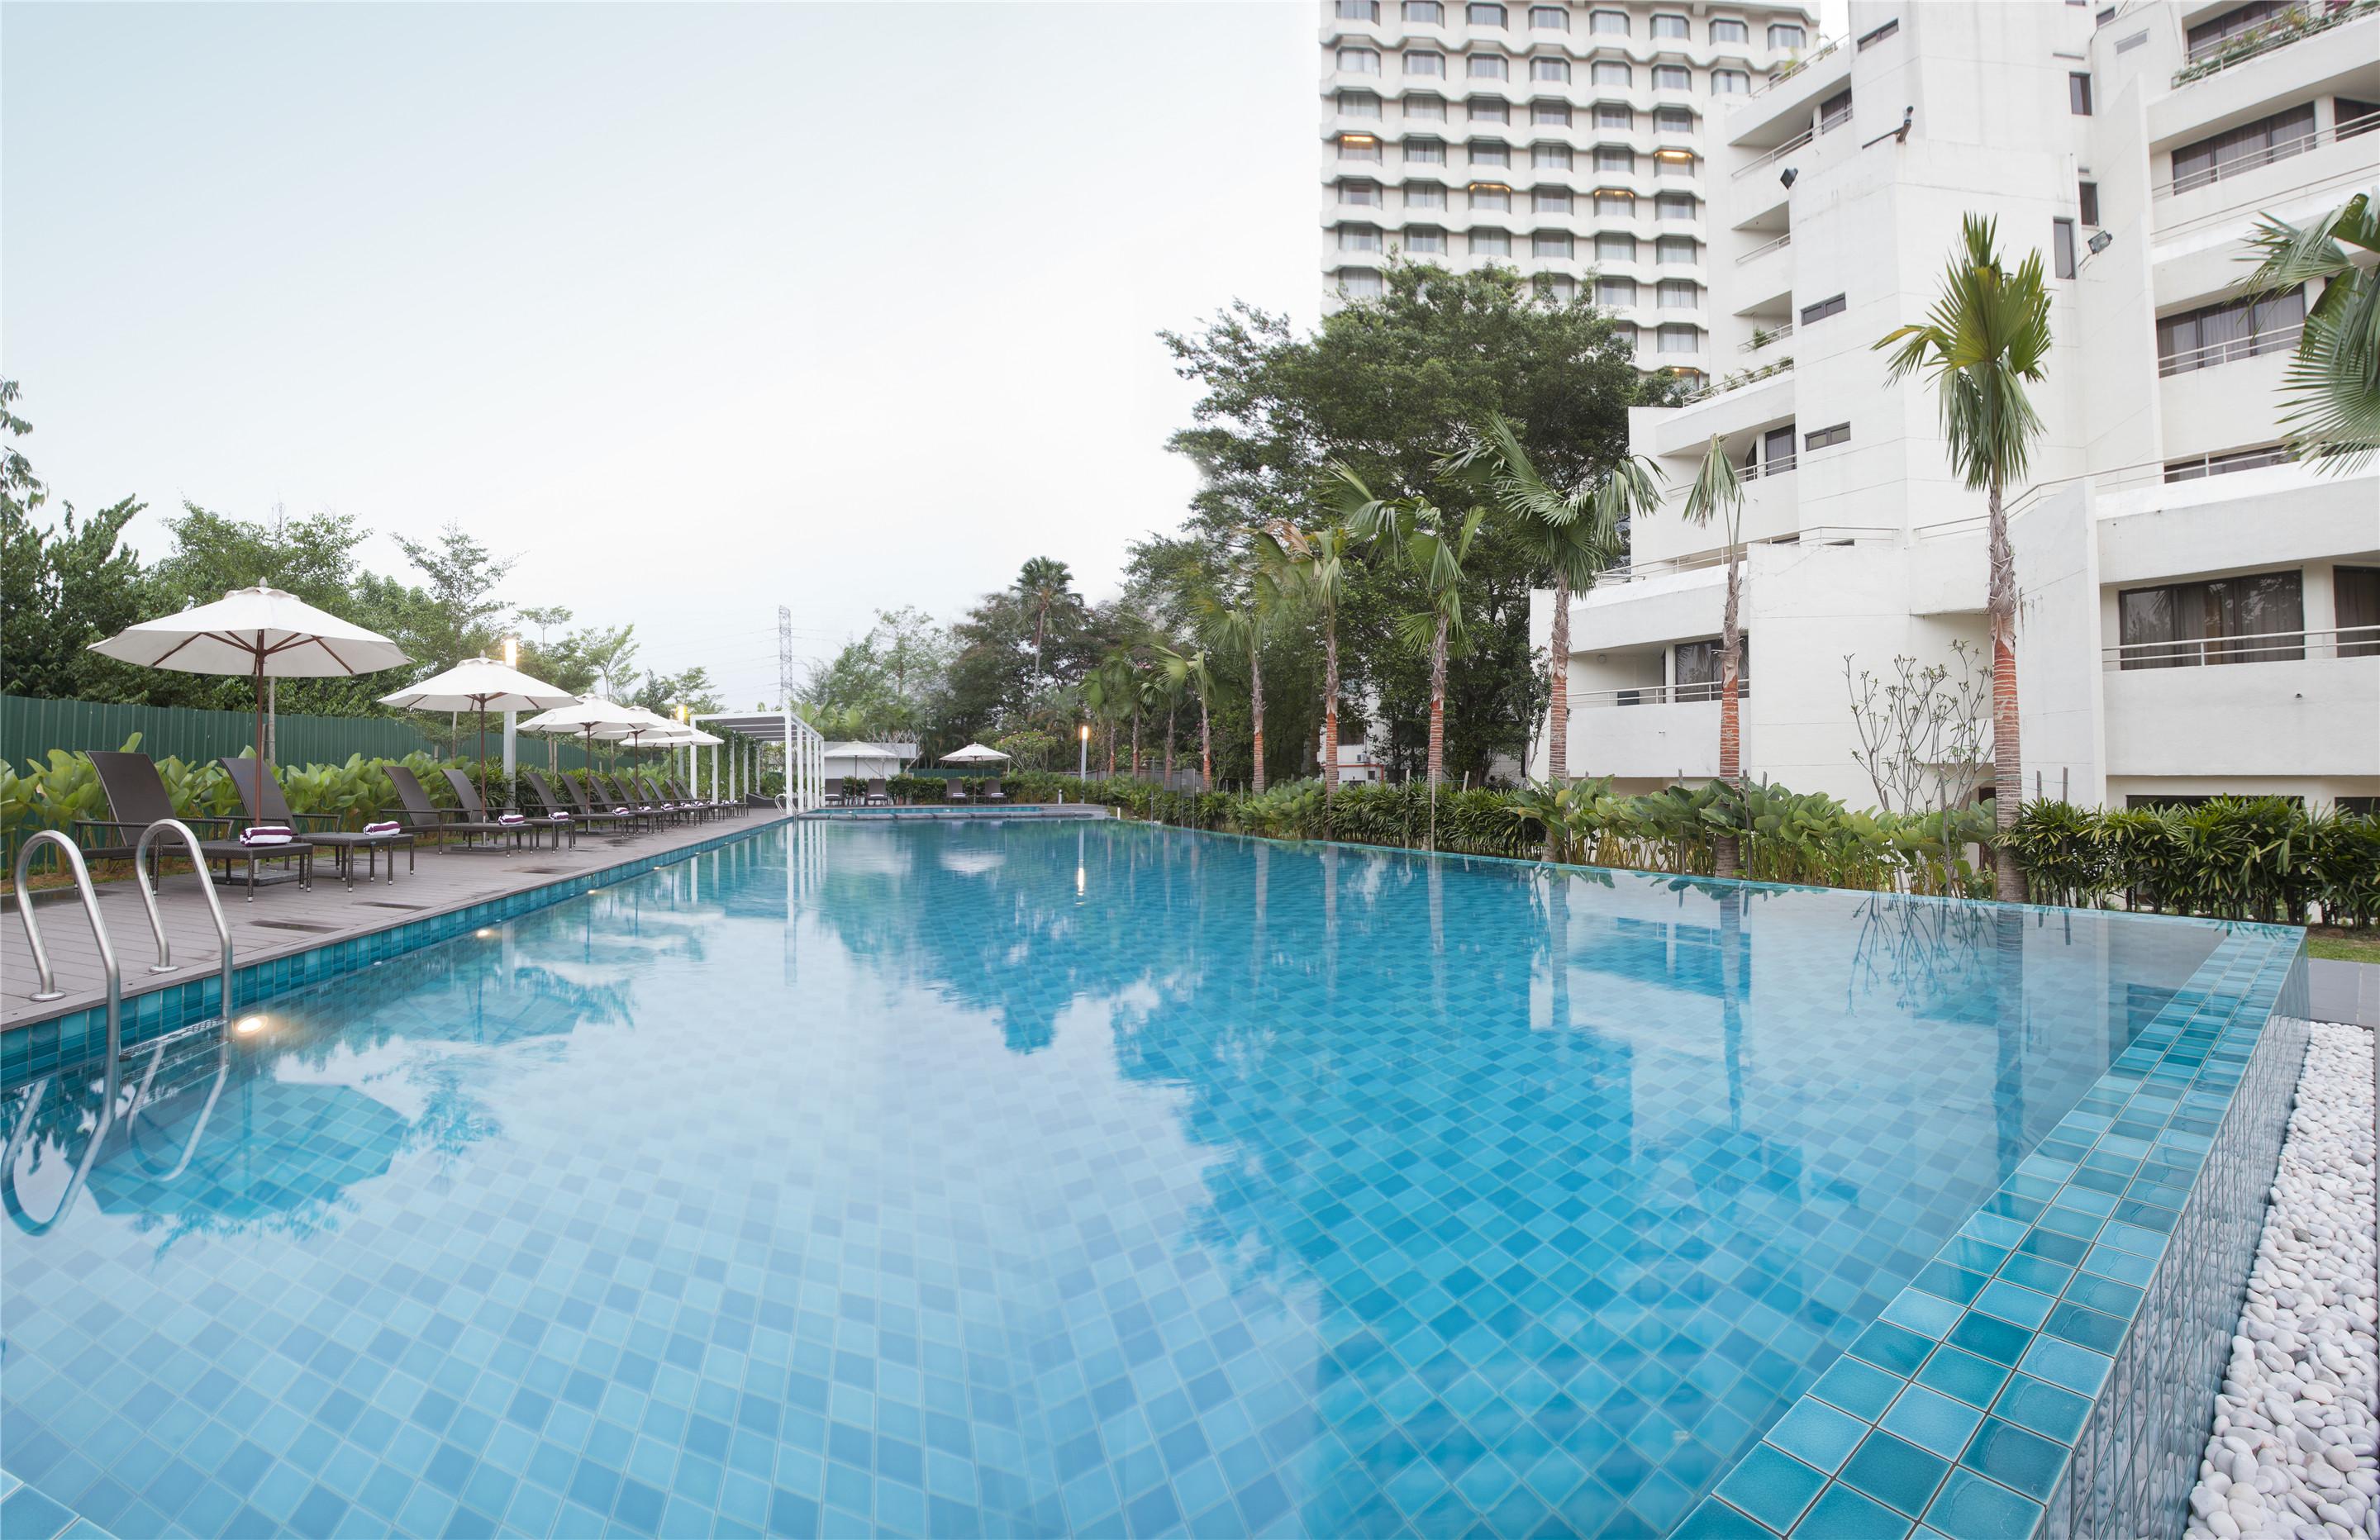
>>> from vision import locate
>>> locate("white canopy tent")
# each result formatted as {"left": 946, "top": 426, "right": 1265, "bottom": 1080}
{"left": 820, "top": 741, "right": 917, "bottom": 782}
{"left": 693, "top": 709, "right": 830, "bottom": 811}
{"left": 940, "top": 743, "right": 1011, "bottom": 764}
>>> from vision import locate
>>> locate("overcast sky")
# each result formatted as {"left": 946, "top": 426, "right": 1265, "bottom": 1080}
{"left": 3, "top": 2, "right": 1322, "bottom": 707}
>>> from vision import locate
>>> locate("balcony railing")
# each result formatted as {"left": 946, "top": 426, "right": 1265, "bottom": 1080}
{"left": 2157, "top": 119, "right": 2378, "bottom": 198}
{"left": 1737, "top": 231, "right": 1792, "bottom": 264}
{"left": 1575, "top": 681, "right": 1752, "bottom": 709}
{"left": 1730, "top": 129, "right": 1813, "bottom": 178}
{"left": 1680, "top": 356, "right": 1793, "bottom": 403}
{"left": 1748, "top": 38, "right": 1843, "bottom": 99}
{"left": 2104, "top": 626, "right": 2379, "bottom": 670}
{"left": 2156, "top": 322, "right": 2305, "bottom": 378}
{"left": 1740, "top": 321, "right": 1792, "bottom": 354}
{"left": 1593, "top": 525, "right": 1897, "bottom": 584}
{"left": 2173, "top": 0, "right": 2378, "bottom": 86}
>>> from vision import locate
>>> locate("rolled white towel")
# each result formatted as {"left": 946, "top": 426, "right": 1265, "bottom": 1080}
{"left": 498, "top": 812, "right": 526, "bottom": 825}
{"left": 362, "top": 820, "right": 402, "bottom": 837}
{"left": 240, "top": 825, "right": 295, "bottom": 846}
{"left": 547, "top": 811, "right": 572, "bottom": 821}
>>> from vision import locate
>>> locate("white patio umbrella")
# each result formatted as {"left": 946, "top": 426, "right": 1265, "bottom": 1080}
{"left": 88, "top": 585, "right": 411, "bottom": 783}
{"left": 379, "top": 657, "right": 578, "bottom": 804}
{"left": 940, "top": 743, "right": 1011, "bottom": 764}
{"left": 516, "top": 695, "right": 645, "bottom": 777}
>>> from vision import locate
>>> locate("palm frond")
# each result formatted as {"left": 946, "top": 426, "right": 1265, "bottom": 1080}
{"left": 1679, "top": 436, "right": 1744, "bottom": 543}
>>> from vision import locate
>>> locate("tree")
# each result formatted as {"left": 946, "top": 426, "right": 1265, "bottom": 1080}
{"left": 1444, "top": 412, "right": 1654, "bottom": 783}
{"left": 1876, "top": 215, "right": 2052, "bottom": 901}
{"left": 517, "top": 605, "right": 574, "bottom": 646}
{"left": 1336, "top": 466, "right": 1485, "bottom": 811}
{"left": 1191, "top": 555, "right": 1288, "bottom": 792}
{"left": 393, "top": 521, "right": 516, "bottom": 671}
{"left": 1013, "top": 557, "right": 1079, "bottom": 681}
{"left": 577, "top": 625, "right": 641, "bottom": 700}
{"left": 1253, "top": 517, "right": 1358, "bottom": 804}
{"left": 1154, "top": 644, "right": 1216, "bottom": 791}
{"left": 1680, "top": 436, "right": 1749, "bottom": 880}
{"left": 2241, "top": 189, "right": 2379, "bottom": 473}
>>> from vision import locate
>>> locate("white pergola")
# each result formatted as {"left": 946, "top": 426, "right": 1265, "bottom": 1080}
{"left": 691, "top": 710, "right": 830, "bottom": 812}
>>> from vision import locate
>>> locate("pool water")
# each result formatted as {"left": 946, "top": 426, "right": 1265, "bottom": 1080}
{"left": 0, "top": 820, "right": 2230, "bottom": 1539}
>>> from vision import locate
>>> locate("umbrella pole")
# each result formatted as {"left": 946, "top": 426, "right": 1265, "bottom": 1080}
{"left": 255, "top": 650, "right": 268, "bottom": 786}
{"left": 478, "top": 703, "right": 488, "bottom": 808}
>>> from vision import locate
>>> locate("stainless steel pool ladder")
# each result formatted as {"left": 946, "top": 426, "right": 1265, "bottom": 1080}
{"left": 132, "top": 819, "right": 236, "bottom": 1026}
{"left": 8, "top": 830, "right": 124, "bottom": 1233}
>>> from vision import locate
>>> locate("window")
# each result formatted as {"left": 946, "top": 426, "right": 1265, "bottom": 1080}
{"left": 1533, "top": 100, "right": 1573, "bottom": 125}
{"left": 1533, "top": 186, "right": 1573, "bottom": 212}
{"left": 1803, "top": 422, "right": 1850, "bottom": 451}
{"left": 1469, "top": 139, "right": 1510, "bottom": 166}
{"left": 1654, "top": 106, "right": 1695, "bottom": 134}
{"left": 1468, "top": 52, "right": 1509, "bottom": 78}
{"left": 1528, "top": 5, "right": 1568, "bottom": 28}
{"left": 1404, "top": 225, "right": 1448, "bottom": 253}
{"left": 1467, "top": 2, "right": 1507, "bottom": 25}
{"left": 1712, "top": 69, "right": 1749, "bottom": 94}
{"left": 1338, "top": 91, "right": 1383, "bottom": 117}
{"left": 2157, "top": 288, "right": 2306, "bottom": 375}
{"left": 1655, "top": 235, "right": 1697, "bottom": 264}
{"left": 1472, "top": 227, "right": 1512, "bottom": 256}
{"left": 1673, "top": 637, "right": 1749, "bottom": 697}
{"left": 1595, "top": 103, "right": 1634, "bottom": 130}
{"left": 1597, "top": 232, "right": 1636, "bottom": 260}
{"left": 1338, "top": 0, "right": 1380, "bottom": 18}
{"left": 1403, "top": 0, "right": 1445, "bottom": 21}
{"left": 2186, "top": 1, "right": 2293, "bottom": 62}
{"left": 1651, "top": 13, "right": 1688, "bottom": 39}
{"left": 2336, "top": 567, "right": 2380, "bottom": 658}
{"left": 1800, "top": 292, "right": 1846, "bottom": 324}
{"left": 1655, "top": 150, "right": 1695, "bottom": 177}
{"left": 1596, "top": 145, "right": 1635, "bottom": 173}
{"left": 1405, "top": 50, "right": 1446, "bottom": 76}
{"left": 1657, "top": 323, "right": 1700, "bottom": 353}
{"left": 1339, "top": 225, "right": 1383, "bottom": 251}
{"left": 1595, "top": 190, "right": 1636, "bottom": 216}
{"left": 1612, "top": 321, "right": 1640, "bottom": 347}
{"left": 1339, "top": 133, "right": 1383, "bottom": 160}
{"left": 1468, "top": 96, "right": 1510, "bottom": 122}
{"left": 1652, "top": 65, "right": 1691, "bottom": 92}
{"left": 1592, "top": 60, "right": 1630, "bottom": 85}
{"left": 1535, "top": 273, "right": 1580, "bottom": 300}
{"left": 2163, "top": 444, "right": 2289, "bottom": 482}
{"left": 1531, "top": 55, "right": 1570, "bottom": 81}
{"left": 1532, "top": 143, "right": 1573, "bottom": 169}
{"left": 1405, "top": 137, "right": 1446, "bottom": 164}
{"left": 1597, "top": 276, "right": 1639, "bottom": 307}
{"left": 1404, "top": 181, "right": 1447, "bottom": 207}
{"left": 1655, "top": 191, "right": 1696, "bottom": 220}
{"left": 1589, "top": 8, "right": 1628, "bottom": 34}
{"left": 1407, "top": 93, "right": 1449, "bottom": 120}
{"left": 1338, "top": 47, "right": 1383, "bottom": 74}
{"left": 1340, "top": 179, "right": 1383, "bottom": 205}
{"left": 1658, "top": 278, "right": 1698, "bottom": 308}
{"left": 1339, "top": 269, "right": 1385, "bottom": 297}
{"left": 1710, "top": 19, "right": 1748, "bottom": 43}
{"left": 1470, "top": 183, "right": 1512, "bottom": 210}
{"left": 1768, "top": 22, "right": 1804, "bottom": 48}
{"left": 2169, "top": 105, "right": 2316, "bottom": 193}
{"left": 2053, "top": 218, "right": 2078, "bottom": 279}
{"left": 1534, "top": 231, "right": 1575, "bottom": 258}
{"left": 1760, "top": 425, "right": 1796, "bottom": 472}
{"left": 1857, "top": 18, "right": 1899, "bottom": 49}
{"left": 2340, "top": 98, "right": 2380, "bottom": 140}
{"left": 2068, "top": 73, "right": 2092, "bottom": 115}
{"left": 1819, "top": 88, "right": 1852, "bottom": 132}
{"left": 2078, "top": 180, "right": 2099, "bottom": 225}
{"left": 2118, "top": 570, "right": 2304, "bottom": 668}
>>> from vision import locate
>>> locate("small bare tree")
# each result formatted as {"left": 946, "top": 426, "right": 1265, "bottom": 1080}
{"left": 1844, "top": 639, "right": 1992, "bottom": 815}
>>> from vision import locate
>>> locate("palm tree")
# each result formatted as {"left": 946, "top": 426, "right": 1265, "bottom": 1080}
{"left": 2240, "top": 189, "right": 2378, "bottom": 473}
{"left": 1445, "top": 413, "right": 1659, "bottom": 783}
{"left": 1252, "top": 517, "right": 1357, "bottom": 806}
{"left": 1154, "top": 644, "right": 1216, "bottom": 791}
{"left": 1876, "top": 214, "right": 2053, "bottom": 901}
{"left": 1013, "top": 557, "right": 1078, "bottom": 681}
{"left": 1193, "top": 562, "right": 1286, "bottom": 792}
{"left": 1335, "top": 465, "right": 1485, "bottom": 812}
{"left": 1084, "top": 649, "right": 1139, "bottom": 775}
{"left": 1679, "top": 435, "right": 1748, "bottom": 880}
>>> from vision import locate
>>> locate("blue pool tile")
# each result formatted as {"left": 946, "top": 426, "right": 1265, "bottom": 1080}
{"left": 1921, "top": 1469, "right": 2043, "bottom": 1540}
{"left": 1911, "top": 1349, "right": 2008, "bottom": 1411}
{"left": 1763, "top": 1403, "right": 1869, "bottom": 1476}
{"left": 1878, "top": 1387, "right": 1983, "bottom": 1461}
{"left": 1959, "top": 1418, "right": 2068, "bottom": 1502}
{"left": 1711, "top": 1444, "right": 1827, "bottom": 1532}
{"left": 1944, "top": 1314, "right": 2031, "bottom": 1367}
{"left": 1674, "top": 1498, "right": 1778, "bottom": 1540}
{"left": 2017, "top": 1338, "right": 2113, "bottom": 1398}
{"left": 1808, "top": 1360, "right": 1902, "bottom": 1423}
{"left": 1837, "top": 1430, "right": 1950, "bottom": 1519}
{"left": 1969, "top": 1281, "right": 2053, "bottom": 1332}
{"left": 1791, "top": 1482, "right": 1915, "bottom": 1539}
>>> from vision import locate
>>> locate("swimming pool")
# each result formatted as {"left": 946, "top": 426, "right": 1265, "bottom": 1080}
{"left": 0, "top": 819, "right": 2296, "bottom": 1538}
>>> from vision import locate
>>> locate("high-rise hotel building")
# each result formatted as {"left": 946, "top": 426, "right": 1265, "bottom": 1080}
{"left": 1318, "top": 0, "right": 1822, "bottom": 384}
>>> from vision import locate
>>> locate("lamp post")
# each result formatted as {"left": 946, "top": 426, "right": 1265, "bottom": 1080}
{"left": 1078, "top": 721, "right": 1088, "bottom": 781}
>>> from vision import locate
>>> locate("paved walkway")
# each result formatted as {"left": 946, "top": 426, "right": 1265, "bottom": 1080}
{"left": 4, "top": 808, "right": 790, "bottom": 1030}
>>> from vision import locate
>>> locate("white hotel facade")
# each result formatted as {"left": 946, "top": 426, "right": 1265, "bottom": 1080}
{"left": 1458, "top": 0, "right": 2378, "bottom": 811}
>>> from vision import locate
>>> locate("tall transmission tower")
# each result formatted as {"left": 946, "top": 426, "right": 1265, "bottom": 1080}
{"left": 778, "top": 606, "right": 795, "bottom": 710}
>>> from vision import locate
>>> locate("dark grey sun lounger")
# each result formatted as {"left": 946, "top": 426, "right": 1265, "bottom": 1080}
{"left": 80, "top": 750, "right": 313, "bottom": 900}
{"left": 550, "top": 772, "right": 645, "bottom": 835}
{"left": 440, "top": 768, "right": 559, "bottom": 852}
{"left": 221, "top": 757, "right": 412, "bottom": 888}
{"left": 522, "top": 771, "right": 622, "bottom": 842}
{"left": 383, "top": 765, "right": 528, "bottom": 853}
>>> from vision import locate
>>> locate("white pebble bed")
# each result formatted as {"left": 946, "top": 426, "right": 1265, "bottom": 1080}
{"left": 2186, "top": 1021, "right": 2378, "bottom": 1540}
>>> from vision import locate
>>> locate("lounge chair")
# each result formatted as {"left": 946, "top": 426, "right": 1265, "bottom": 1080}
{"left": 441, "top": 769, "right": 559, "bottom": 852}
{"left": 591, "top": 775, "right": 669, "bottom": 831}
{"left": 221, "top": 757, "right": 413, "bottom": 889}
{"left": 864, "top": 778, "right": 892, "bottom": 806}
{"left": 666, "top": 778, "right": 732, "bottom": 820}
{"left": 947, "top": 780, "right": 969, "bottom": 804}
{"left": 522, "top": 771, "right": 621, "bottom": 843}
{"left": 383, "top": 766, "right": 529, "bottom": 853}
{"left": 80, "top": 750, "right": 312, "bottom": 900}
{"left": 981, "top": 777, "right": 1007, "bottom": 803}
{"left": 636, "top": 776, "right": 700, "bottom": 823}
{"left": 548, "top": 772, "right": 643, "bottom": 836}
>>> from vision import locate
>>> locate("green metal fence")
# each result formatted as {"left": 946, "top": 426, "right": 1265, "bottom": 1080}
{"left": 0, "top": 695, "right": 617, "bottom": 769}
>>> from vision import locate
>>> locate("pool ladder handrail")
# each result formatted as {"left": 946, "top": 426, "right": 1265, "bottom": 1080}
{"left": 133, "top": 819, "right": 236, "bottom": 1029}
{"left": 7, "top": 830, "right": 124, "bottom": 1233}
